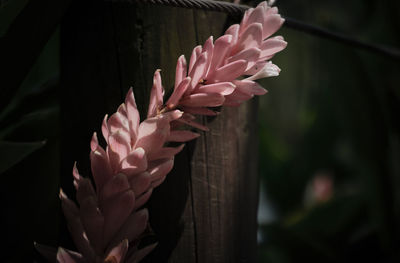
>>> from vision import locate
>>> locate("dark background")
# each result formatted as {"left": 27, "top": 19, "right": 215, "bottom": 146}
{"left": 255, "top": 1, "right": 400, "bottom": 262}
{"left": 0, "top": 0, "right": 399, "bottom": 262}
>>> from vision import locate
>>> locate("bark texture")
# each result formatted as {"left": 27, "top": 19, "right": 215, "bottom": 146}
{"left": 61, "top": 1, "right": 259, "bottom": 262}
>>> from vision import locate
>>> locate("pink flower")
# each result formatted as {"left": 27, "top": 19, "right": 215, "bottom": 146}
{"left": 36, "top": 2, "right": 286, "bottom": 262}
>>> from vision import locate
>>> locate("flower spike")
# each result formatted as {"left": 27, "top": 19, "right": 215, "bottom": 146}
{"left": 36, "top": 2, "right": 285, "bottom": 262}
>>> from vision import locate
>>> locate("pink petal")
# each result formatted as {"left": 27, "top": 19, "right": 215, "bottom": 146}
{"left": 108, "top": 112, "right": 129, "bottom": 133}
{"left": 262, "top": 14, "right": 285, "bottom": 39}
{"left": 166, "top": 76, "right": 191, "bottom": 108}
{"left": 196, "top": 82, "right": 235, "bottom": 96}
{"left": 57, "top": 247, "right": 84, "bottom": 263}
{"left": 75, "top": 176, "right": 97, "bottom": 208}
{"left": 187, "top": 51, "right": 208, "bottom": 95}
{"left": 148, "top": 158, "right": 174, "bottom": 182}
{"left": 246, "top": 6, "right": 265, "bottom": 28}
{"left": 246, "top": 61, "right": 281, "bottom": 81}
{"left": 134, "top": 188, "right": 153, "bottom": 210}
{"left": 125, "top": 88, "right": 140, "bottom": 143}
{"left": 110, "top": 209, "right": 149, "bottom": 247}
{"left": 59, "top": 190, "right": 96, "bottom": 261}
{"left": 244, "top": 60, "right": 267, "bottom": 75}
{"left": 257, "top": 1, "right": 269, "bottom": 11}
{"left": 108, "top": 130, "right": 131, "bottom": 160}
{"left": 161, "top": 109, "right": 184, "bottom": 122}
{"left": 99, "top": 173, "right": 130, "bottom": 202}
{"left": 233, "top": 79, "right": 268, "bottom": 96}
{"left": 79, "top": 196, "right": 104, "bottom": 253}
{"left": 259, "top": 37, "right": 287, "bottom": 59}
{"left": 267, "top": 6, "right": 279, "bottom": 15}
{"left": 90, "top": 148, "right": 113, "bottom": 192}
{"left": 209, "top": 59, "right": 248, "bottom": 82}
{"left": 239, "top": 8, "right": 253, "bottom": 32}
{"left": 225, "top": 24, "right": 240, "bottom": 46}
{"left": 180, "top": 93, "right": 225, "bottom": 107}
{"left": 175, "top": 55, "right": 187, "bottom": 90}
{"left": 72, "top": 162, "right": 81, "bottom": 181}
{"left": 147, "top": 70, "right": 164, "bottom": 118}
{"left": 120, "top": 147, "right": 147, "bottom": 176}
{"left": 135, "top": 117, "right": 170, "bottom": 154}
{"left": 127, "top": 243, "right": 158, "bottom": 263}
{"left": 227, "top": 47, "right": 261, "bottom": 71}
{"left": 181, "top": 112, "right": 196, "bottom": 120}
{"left": 129, "top": 172, "right": 151, "bottom": 197}
{"left": 235, "top": 23, "right": 262, "bottom": 54}
{"left": 176, "top": 118, "right": 209, "bottom": 131}
{"left": 117, "top": 103, "right": 127, "bottom": 117}
{"left": 226, "top": 89, "right": 254, "bottom": 101}
{"left": 180, "top": 106, "right": 218, "bottom": 116}
{"left": 272, "top": 35, "right": 284, "bottom": 41}
{"left": 168, "top": 130, "right": 200, "bottom": 142}
{"left": 202, "top": 36, "right": 214, "bottom": 76}
{"left": 104, "top": 239, "right": 129, "bottom": 263}
{"left": 102, "top": 190, "right": 135, "bottom": 246}
{"left": 102, "top": 115, "right": 109, "bottom": 143}
{"left": 147, "top": 144, "right": 185, "bottom": 161}
{"left": 90, "top": 132, "right": 99, "bottom": 152}
{"left": 208, "top": 34, "right": 232, "bottom": 75}
{"left": 107, "top": 146, "right": 121, "bottom": 175}
{"left": 188, "top": 45, "right": 202, "bottom": 73}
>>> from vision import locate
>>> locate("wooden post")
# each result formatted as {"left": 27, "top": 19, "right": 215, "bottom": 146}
{"left": 61, "top": 1, "right": 259, "bottom": 262}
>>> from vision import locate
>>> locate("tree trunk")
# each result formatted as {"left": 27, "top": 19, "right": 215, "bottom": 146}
{"left": 61, "top": 1, "right": 259, "bottom": 262}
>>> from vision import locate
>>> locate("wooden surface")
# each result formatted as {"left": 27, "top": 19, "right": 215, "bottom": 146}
{"left": 61, "top": 1, "right": 259, "bottom": 262}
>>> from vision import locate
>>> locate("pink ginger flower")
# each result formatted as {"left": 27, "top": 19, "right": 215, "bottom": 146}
{"left": 36, "top": 2, "right": 286, "bottom": 262}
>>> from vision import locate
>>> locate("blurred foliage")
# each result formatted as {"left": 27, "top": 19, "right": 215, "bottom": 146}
{"left": 0, "top": 0, "right": 60, "bottom": 257}
{"left": 257, "top": 0, "right": 400, "bottom": 262}
{"left": 0, "top": 0, "right": 28, "bottom": 36}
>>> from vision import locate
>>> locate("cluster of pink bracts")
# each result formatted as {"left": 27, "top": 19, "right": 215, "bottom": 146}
{"left": 36, "top": 2, "right": 286, "bottom": 262}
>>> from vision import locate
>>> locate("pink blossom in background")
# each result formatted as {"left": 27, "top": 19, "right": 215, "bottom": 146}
{"left": 304, "top": 172, "right": 334, "bottom": 207}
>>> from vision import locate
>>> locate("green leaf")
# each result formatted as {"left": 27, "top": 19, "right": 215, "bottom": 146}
{"left": 0, "top": 0, "right": 70, "bottom": 112}
{"left": 0, "top": 140, "right": 46, "bottom": 174}
{"left": 0, "top": 0, "right": 29, "bottom": 37}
